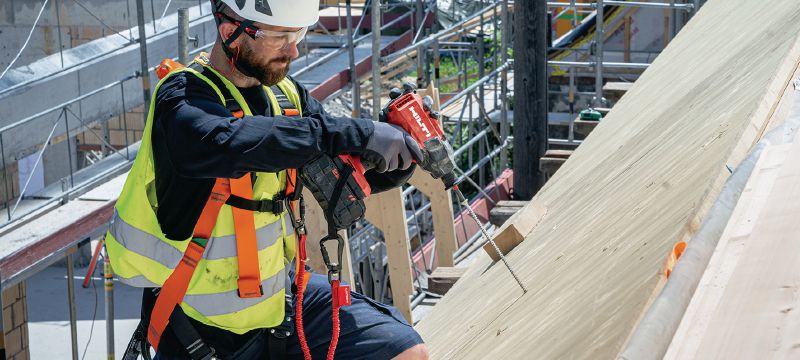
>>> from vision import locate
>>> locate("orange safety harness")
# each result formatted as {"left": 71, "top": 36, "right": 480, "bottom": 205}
{"left": 145, "top": 59, "right": 350, "bottom": 360}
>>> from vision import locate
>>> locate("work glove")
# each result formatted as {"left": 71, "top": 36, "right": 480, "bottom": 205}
{"left": 361, "top": 122, "right": 423, "bottom": 173}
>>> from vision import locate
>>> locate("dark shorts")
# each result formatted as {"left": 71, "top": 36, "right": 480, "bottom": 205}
{"left": 155, "top": 273, "right": 423, "bottom": 360}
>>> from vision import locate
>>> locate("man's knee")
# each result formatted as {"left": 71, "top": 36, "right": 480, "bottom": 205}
{"left": 392, "top": 344, "right": 429, "bottom": 360}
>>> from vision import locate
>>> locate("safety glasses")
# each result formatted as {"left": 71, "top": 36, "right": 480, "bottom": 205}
{"left": 247, "top": 26, "right": 308, "bottom": 50}
{"left": 215, "top": 12, "right": 308, "bottom": 50}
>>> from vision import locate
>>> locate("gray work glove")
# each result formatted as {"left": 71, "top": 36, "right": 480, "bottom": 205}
{"left": 361, "top": 122, "right": 423, "bottom": 172}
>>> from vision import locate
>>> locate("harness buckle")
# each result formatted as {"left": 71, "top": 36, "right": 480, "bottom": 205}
{"left": 237, "top": 283, "right": 264, "bottom": 298}
{"left": 262, "top": 194, "right": 285, "bottom": 214}
{"left": 190, "top": 344, "right": 217, "bottom": 360}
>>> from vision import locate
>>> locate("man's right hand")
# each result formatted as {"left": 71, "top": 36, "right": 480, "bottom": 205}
{"left": 360, "top": 122, "right": 423, "bottom": 173}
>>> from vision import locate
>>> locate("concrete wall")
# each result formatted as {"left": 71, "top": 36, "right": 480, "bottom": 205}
{"left": 0, "top": 0, "right": 201, "bottom": 70}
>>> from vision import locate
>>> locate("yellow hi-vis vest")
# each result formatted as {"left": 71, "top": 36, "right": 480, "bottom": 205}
{"left": 105, "top": 62, "right": 304, "bottom": 334}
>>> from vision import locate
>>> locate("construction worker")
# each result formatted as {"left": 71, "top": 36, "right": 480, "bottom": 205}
{"left": 106, "top": 0, "right": 429, "bottom": 358}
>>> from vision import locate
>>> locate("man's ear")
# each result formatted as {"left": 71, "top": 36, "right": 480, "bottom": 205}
{"left": 218, "top": 22, "right": 240, "bottom": 45}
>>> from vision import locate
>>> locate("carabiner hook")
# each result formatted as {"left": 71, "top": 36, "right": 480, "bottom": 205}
{"left": 319, "top": 234, "right": 344, "bottom": 284}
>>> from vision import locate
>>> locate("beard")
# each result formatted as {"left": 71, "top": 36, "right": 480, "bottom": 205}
{"left": 235, "top": 43, "right": 292, "bottom": 86}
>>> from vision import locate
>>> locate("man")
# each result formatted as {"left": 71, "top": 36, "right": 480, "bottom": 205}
{"left": 106, "top": 0, "right": 430, "bottom": 358}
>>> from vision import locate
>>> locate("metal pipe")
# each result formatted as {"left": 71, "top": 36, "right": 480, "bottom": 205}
{"left": 594, "top": 0, "right": 604, "bottom": 106}
{"left": 442, "top": 61, "right": 511, "bottom": 109}
{"left": 178, "top": 8, "right": 190, "bottom": 65}
{"left": 353, "top": 0, "right": 372, "bottom": 39}
{"left": 416, "top": 43, "right": 424, "bottom": 88}
{"left": 410, "top": 291, "right": 426, "bottom": 309}
{"left": 453, "top": 229, "right": 486, "bottom": 261}
{"left": 548, "top": 60, "right": 651, "bottom": 69}
{"left": 291, "top": 11, "right": 412, "bottom": 78}
{"left": 412, "top": 8, "right": 432, "bottom": 44}
{"left": 150, "top": 0, "right": 157, "bottom": 32}
{"left": 64, "top": 108, "right": 75, "bottom": 188}
{"left": 455, "top": 140, "right": 509, "bottom": 186}
{"left": 5, "top": 159, "right": 132, "bottom": 224}
{"left": 383, "top": 1, "right": 502, "bottom": 64}
{"left": 500, "top": 0, "right": 509, "bottom": 167}
{"left": 1, "top": 134, "right": 10, "bottom": 220}
{"left": 604, "top": 0, "right": 693, "bottom": 10}
{"left": 10, "top": 112, "right": 62, "bottom": 217}
{"left": 546, "top": 1, "right": 594, "bottom": 8}
{"left": 546, "top": 1, "right": 693, "bottom": 10}
{"left": 121, "top": 82, "right": 131, "bottom": 159}
{"left": 54, "top": 0, "right": 65, "bottom": 67}
{"left": 345, "top": 0, "right": 361, "bottom": 118}
{"left": 433, "top": 38, "right": 440, "bottom": 90}
{"left": 67, "top": 253, "right": 79, "bottom": 360}
{"left": 371, "top": 0, "right": 381, "bottom": 122}
{"left": 415, "top": 0, "right": 424, "bottom": 31}
{"left": 136, "top": 0, "right": 153, "bottom": 116}
{"left": 0, "top": 74, "right": 136, "bottom": 134}
{"left": 104, "top": 246, "right": 115, "bottom": 360}
{"left": 454, "top": 129, "right": 489, "bottom": 158}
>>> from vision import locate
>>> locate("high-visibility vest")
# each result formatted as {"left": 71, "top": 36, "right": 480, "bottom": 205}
{"left": 105, "top": 62, "right": 304, "bottom": 334}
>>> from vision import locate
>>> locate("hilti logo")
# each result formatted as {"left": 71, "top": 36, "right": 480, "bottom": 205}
{"left": 409, "top": 106, "right": 432, "bottom": 139}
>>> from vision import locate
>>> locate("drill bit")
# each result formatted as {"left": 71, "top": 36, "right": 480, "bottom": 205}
{"left": 453, "top": 187, "right": 528, "bottom": 293}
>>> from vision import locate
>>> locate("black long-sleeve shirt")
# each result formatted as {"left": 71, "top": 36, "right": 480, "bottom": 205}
{"left": 151, "top": 70, "right": 414, "bottom": 240}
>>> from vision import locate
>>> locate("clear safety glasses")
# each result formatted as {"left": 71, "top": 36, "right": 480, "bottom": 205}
{"left": 247, "top": 26, "right": 308, "bottom": 50}
{"left": 216, "top": 12, "right": 308, "bottom": 50}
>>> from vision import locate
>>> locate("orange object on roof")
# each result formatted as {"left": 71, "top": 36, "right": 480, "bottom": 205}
{"left": 664, "top": 241, "right": 687, "bottom": 278}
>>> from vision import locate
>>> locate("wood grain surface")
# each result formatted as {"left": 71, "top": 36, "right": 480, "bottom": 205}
{"left": 416, "top": 1, "right": 800, "bottom": 358}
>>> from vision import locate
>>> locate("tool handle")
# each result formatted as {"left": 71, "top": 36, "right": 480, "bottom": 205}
{"left": 338, "top": 154, "right": 372, "bottom": 197}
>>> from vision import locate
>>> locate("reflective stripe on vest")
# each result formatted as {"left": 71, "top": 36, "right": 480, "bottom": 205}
{"left": 104, "top": 63, "right": 304, "bottom": 334}
{"left": 109, "top": 209, "right": 293, "bottom": 267}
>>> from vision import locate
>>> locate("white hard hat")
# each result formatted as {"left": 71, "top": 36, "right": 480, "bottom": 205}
{"left": 215, "top": 0, "right": 320, "bottom": 28}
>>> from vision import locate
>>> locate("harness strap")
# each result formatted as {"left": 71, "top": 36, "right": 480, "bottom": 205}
{"left": 148, "top": 178, "right": 231, "bottom": 350}
{"left": 230, "top": 175, "right": 264, "bottom": 298}
{"left": 226, "top": 193, "right": 284, "bottom": 213}
{"left": 271, "top": 85, "right": 301, "bottom": 116}
{"left": 169, "top": 309, "right": 217, "bottom": 360}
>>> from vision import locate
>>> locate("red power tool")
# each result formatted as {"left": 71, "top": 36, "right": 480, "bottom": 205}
{"left": 383, "top": 84, "right": 459, "bottom": 190}
{"left": 383, "top": 83, "right": 529, "bottom": 294}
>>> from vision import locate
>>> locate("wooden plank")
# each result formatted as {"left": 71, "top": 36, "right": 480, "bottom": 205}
{"left": 539, "top": 156, "right": 567, "bottom": 178}
{"left": 489, "top": 207, "right": 520, "bottom": 227}
{"left": 574, "top": 119, "right": 600, "bottom": 137}
{"left": 665, "top": 142, "right": 792, "bottom": 359}
{"left": 603, "top": 81, "right": 634, "bottom": 93}
{"left": 669, "top": 133, "right": 800, "bottom": 359}
{"left": 409, "top": 170, "right": 457, "bottom": 268}
{"left": 364, "top": 188, "right": 414, "bottom": 322}
{"left": 482, "top": 201, "right": 547, "bottom": 262}
{"left": 543, "top": 149, "right": 574, "bottom": 159}
{"left": 427, "top": 267, "right": 467, "bottom": 296}
{"left": 417, "top": 2, "right": 800, "bottom": 358}
{"left": 495, "top": 200, "right": 529, "bottom": 208}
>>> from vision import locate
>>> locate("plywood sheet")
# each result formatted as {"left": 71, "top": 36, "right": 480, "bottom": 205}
{"left": 416, "top": 1, "right": 800, "bottom": 358}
